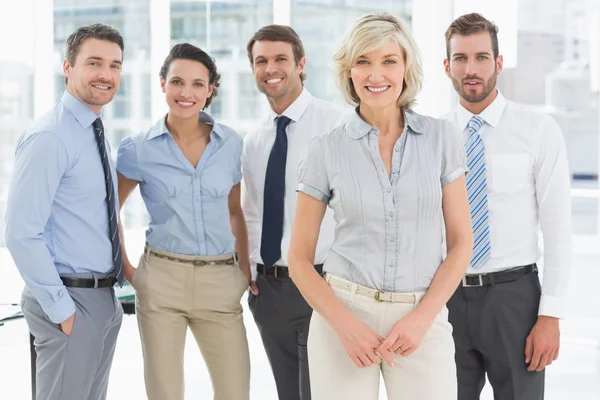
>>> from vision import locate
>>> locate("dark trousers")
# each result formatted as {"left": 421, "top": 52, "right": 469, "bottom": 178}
{"left": 248, "top": 272, "right": 313, "bottom": 400}
{"left": 448, "top": 270, "right": 544, "bottom": 400}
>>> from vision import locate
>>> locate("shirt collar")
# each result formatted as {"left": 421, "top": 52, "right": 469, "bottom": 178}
{"left": 61, "top": 90, "right": 100, "bottom": 129}
{"left": 266, "top": 88, "right": 312, "bottom": 126}
{"left": 147, "top": 111, "right": 223, "bottom": 140}
{"left": 457, "top": 89, "right": 507, "bottom": 131}
{"left": 344, "top": 107, "right": 425, "bottom": 140}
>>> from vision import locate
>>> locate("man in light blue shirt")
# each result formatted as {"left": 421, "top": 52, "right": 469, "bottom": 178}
{"left": 5, "top": 23, "right": 125, "bottom": 400}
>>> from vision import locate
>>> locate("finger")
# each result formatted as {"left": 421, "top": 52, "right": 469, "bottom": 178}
{"left": 358, "top": 354, "right": 373, "bottom": 368}
{"left": 378, "top": 331, "right": 400, "bottom": 353}
{"left": 536, "top": 351, "right": 551, "bottom": 372}
{"left": 250, "top": 282, "right": 259, "bottom": 296}
{"left": 378, "top": 349, "right": 394, "bottom": 367}
{"left": 528, "top": 346, "right": 543, "bottom": 372}
{"left": 366, "top": 349, "right": 382, "bottom": 366}
{"left": 401, "top": 345, "right": 416, "bottom": 357}
{"left": 553, "top": 346, "right": 560, "bottom": 361}
{"left": 524, "top": 334, "right": 533, "bottom": 364}
{"left": 351, "top": 356, "right": 364, "bottom": 368}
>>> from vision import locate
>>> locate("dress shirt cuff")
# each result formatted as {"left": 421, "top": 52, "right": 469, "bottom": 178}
{"left": 251, "top": 261, "right": 258, "bottom": 281}
{"left": 296, "top": 183, "right": 329, "bottom": 204}
{"left": 441, "top": 165, "right": 468, "bottom": 187}
{"left": 43, "top": 291, "right": 77, "bottom": 324}
{"left": 538, "top": 294, "right": 565, "bottom": 319}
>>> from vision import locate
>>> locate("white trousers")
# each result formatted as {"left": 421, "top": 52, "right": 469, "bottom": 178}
{"left": 308, "top": 274, "right": 457, "bottom": 400}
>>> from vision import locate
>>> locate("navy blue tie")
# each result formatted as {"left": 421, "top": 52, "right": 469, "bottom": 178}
{"left": 260, "top": 115, "right": 292, "bottom": 267}
{"left": 93, "top": 118, "right": 124, "bottom": 286}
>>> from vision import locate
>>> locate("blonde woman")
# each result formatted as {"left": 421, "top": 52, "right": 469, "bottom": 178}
{"left": 288, "top": 12, "right": 473, "bottom": 399}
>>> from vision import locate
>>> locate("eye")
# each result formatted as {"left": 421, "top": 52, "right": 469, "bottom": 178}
{"left": 384, "top": 59, "right": 396, "bottom": 64}
{"left": 276, "top": 57, "right": 287, "bottom": 62}
{"left": 356, "top": 59, "right": 368, "bottom": 65}
{"left": 478, "top": 55, "right": 489, "bottom": 60}
{"left": 255, "top": 60, "right": 265, "bottom": 65}
{"left": 89, "top": 61, "right": 98, "bottom": 67}
{"left": 172, "top": 79, "right": 181, "bottom": 85}
{"left": 194, "top": 82, "right": 204, "bottom": 87}
{"left": 111, "top": 64, "right": 121, "bottom": 70}
{"left": 454, "top": 56, "right": 465, "bottom": 62}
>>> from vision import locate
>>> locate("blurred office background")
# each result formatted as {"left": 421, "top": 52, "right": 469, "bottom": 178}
{"left": 0, "top": 0, "right": 599, "bottom": 399}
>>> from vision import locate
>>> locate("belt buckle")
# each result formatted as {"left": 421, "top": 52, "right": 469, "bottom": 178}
{"left": 462, "top": 274, "right": 483, "bottom": 287}
{"left": 374, "top": 290, "right": 385, "bottom": 302}
{"left": 273, "top": 267, "right": 279, "bottom": 278}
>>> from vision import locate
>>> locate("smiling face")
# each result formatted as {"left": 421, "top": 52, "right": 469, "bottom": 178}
{"left": 63, "top": 38, "right": 123, "bottom": 114}
{"left": 160, "top": 58, "right": 214, "bottom": 120}
{"left": 349, "top": 38, "right": 406, "bottom": 111}
{"left": 444, "top": 31, "right": 503, "bottom": 106}
{"left": 251, "top": 40, "right": 305, "bottom": 104}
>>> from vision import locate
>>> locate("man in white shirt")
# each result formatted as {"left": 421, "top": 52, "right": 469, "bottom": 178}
{"left": 443, "top": 13, "right": 572, "bottom": 400}
{"left": 242, "top": 25, "right": 344, "bottom": 400}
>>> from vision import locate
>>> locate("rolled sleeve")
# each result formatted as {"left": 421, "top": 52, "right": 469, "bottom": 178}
{"left": 116, "top": 136, "right": 142, "bottom": 181}
{"left": 233, "top": 135, "right": 243, "bottom": 185}
{"left": 441, "top": 121, "right": 468, "bottom": 186}
{"left": 296, "top": 136, "right": 330, "bottom": 203}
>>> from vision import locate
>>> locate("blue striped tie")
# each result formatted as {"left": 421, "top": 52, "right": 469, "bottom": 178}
{"left": 465, "top": 116, "right": 491, "bottom": 270}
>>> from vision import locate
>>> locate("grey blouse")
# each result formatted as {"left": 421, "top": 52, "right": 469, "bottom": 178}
{"left": 297, "top": 108, "right": 467, "bottom": 293}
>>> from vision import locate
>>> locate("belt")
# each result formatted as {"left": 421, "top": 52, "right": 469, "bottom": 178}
{"left": 257, "top": 264, "right": 323, "bottom": 278}
{"left": 461, "top": 264, "right": 537, "bottom": 288}
{"left": 326, "top": 274, "right": 417, "bottom": 304}
{"left": 61, "top": 276, "right": 116, "bottom": 289}
{"left": 148, "top": 248, "right": 236, "bottom": 266}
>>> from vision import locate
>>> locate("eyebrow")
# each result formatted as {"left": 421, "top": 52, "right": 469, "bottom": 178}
{"left": 254, "top": 54, "right": 289, "bottom": 61}
{"left": 452, "top": 52, "right": 492, "bottom": 57}
{"left": 170, "top": 76, "right": 206, "bottom": 83}
{"left": 358, "top": 53, "right": 401, "bottom": 59}
{"left": 86, "top": 56, "right": 122, "bottom": 65}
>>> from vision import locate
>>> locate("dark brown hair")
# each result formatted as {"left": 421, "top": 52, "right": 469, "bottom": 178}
{"left": 246, "top": 25, "right": 306, "bottom": 82}
{"left": 159, "top": 43, "right": 221, "bottom": 109}
{"left": 445, "top": 13, "right": 499, "bottom": 60}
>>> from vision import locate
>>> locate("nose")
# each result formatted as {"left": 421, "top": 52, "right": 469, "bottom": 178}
{"left": 368, "top": 64, "right": 384, "bottom": 82}
{"left": 265, "top": 61, "right": 277, "bottom": 75}
{"left": 97, "top": 64, "right": 112, "bottom": 82}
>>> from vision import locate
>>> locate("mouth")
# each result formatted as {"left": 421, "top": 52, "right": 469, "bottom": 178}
{"left": 175, "top": 100, "right": 196, "bottom": 109}
{"left": 264, "top": 77, "right": 283, "bottom": 85}
{"left": 91, "top": 83, "right": 112, "bottom": 91}
{"left": 366, "top": 85, "right": 391, "bottom": 94}
{"left": 463, "top": 80, "right": 482, "bottom": 88}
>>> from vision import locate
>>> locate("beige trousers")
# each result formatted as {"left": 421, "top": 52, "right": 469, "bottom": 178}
{"left": 308, "top": 274, "right": 457, "bottom": 400}
{"left": 131, "top": 247, "right": 250, "bottom": 400}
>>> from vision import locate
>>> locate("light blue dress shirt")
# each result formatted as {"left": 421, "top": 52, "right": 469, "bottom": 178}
{"left": 116, "top": 112, "right": 243, "bottom": 256}
{"left": 4, "top": 91, "right": 119, "bottom": 324}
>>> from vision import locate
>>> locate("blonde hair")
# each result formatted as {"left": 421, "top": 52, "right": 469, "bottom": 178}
{"left": 333, "top": 12, "right": 423, "bottom": 109}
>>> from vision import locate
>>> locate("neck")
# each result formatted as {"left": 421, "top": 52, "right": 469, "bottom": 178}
{"left": 268, "top": 85, "right": 303, "bottom": 115}
{"left": 165, "top": 113, "right": 203, "bottom": 140}
{"left": 358, "top": 103, "right": 404, "bottom": 137}
{"left": 460, "top": 88, "right": 498, "bottom": 115}
{"left": 66, "top": 88, "right": 102, "bottom": 115}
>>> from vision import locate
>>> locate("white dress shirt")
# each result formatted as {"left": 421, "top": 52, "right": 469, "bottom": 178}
{"left": 445, "top": 91, "right": 573, "bottom": 318}
{"left": 241, "top": 89, "right": 345, "bottom": 280}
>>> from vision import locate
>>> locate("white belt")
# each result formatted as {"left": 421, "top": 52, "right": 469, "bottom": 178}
{"left": 325, "top": 273, "right": 417, "bottom": 304}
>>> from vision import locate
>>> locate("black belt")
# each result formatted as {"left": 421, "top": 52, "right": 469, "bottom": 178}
{"left": 61, "top": 276, "right": 116, "bottom": 289}
{"left": 257, "top": 264, "right": 323, "bottom": 278}
{"left": 461, "top": 264, "right": 537, "bottom": 288}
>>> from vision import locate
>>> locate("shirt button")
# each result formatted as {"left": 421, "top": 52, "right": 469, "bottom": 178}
{"left": 196, "top": 198, "right": 199, "bottom": 203}
{"left": 395, "top": 147, "right": 400, "bottom": 152}
{"left": 390, "top": 237, "right": 395, "bottom": 242}
{"left": 198, "top": 221, "right": 202, "bottom": 224}
{"left": 387, "top": 188, "right": 391, "bottom": 193}
{"left": 389, "top": 212, "right": 394, "bottom": 217}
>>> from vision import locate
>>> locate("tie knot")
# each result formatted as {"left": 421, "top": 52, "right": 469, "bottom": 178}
{"left": 468, "top": 116, "right": 484, "bottom": 133}
{"left": 276, "top": 115, "right": 291, "bottom": 132}
{"left": 93, "top": 118, "right": 104, "bottom": 134}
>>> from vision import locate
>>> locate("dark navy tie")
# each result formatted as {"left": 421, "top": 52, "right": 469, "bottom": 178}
{"left": 93, "top": 118, "right": 124, "bottom": 286}
{"left": 260, "top": 115, "right": 292, "bottom": 267}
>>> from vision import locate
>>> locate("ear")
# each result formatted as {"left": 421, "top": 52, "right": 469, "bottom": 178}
{"left": 207, "top": 83, "right": 215, "bottom": 100}
{"left": 160, "top": 77, "right": 166, "bottom": 94}
{"left": 63, "top": 59, "right": 72, "bottom": 82}
{"left": 297, "top": 56, "right": 306, "bottom": 75}
{"left": 495, "top": 55, "right": 504, "bottom": 75}
{"left": 443, "top": 58, "right": 451, "bottom": 79}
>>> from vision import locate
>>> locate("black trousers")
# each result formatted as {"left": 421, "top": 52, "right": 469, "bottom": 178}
{"left": 448, "top": 270, "right": 545, "bottom": 400}
{"left": 248, "top": 272, "right": 313, "bottom": 400}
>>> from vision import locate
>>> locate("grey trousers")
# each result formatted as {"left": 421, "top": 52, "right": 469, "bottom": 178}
{"left": 21, "top": 279, "right": 123, "bottom": 400}
{"left": 248, "top": 273, "right": 313, "bottom": 400}
{"left": 447, "top": 270, "right": 544, "bottom": 400}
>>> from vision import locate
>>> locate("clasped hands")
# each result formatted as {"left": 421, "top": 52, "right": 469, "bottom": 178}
{"left": 335, "top": 311, "right": 433, "bottom": 368}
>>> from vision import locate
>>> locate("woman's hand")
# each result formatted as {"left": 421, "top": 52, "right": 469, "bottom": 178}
{"left": 333, "top": 314, "right": 387, "bottom": 368}
{"left": 376, "top": 310, "right": 434, "bottom": 358}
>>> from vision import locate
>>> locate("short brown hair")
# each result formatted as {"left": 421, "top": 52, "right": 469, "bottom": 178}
{"left": 246, "top": 25, "right": 306, "bottom": 82}
{"left": 64, "top": 23, "right": 124, "bottom": 84}
{"left": 445, "top": 13, "right": 499, "bottom": 60}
